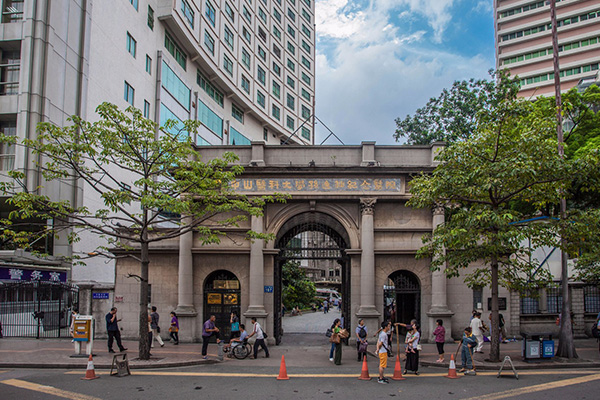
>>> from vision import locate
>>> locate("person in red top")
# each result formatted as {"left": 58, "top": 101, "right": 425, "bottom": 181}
{"left": 432, "top": 319, "right": 446, "bottom": 363}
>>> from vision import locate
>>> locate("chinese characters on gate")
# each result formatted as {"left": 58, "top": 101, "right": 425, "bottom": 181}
{"left": 230, "top": 178, "right": 402, "bottom": 193}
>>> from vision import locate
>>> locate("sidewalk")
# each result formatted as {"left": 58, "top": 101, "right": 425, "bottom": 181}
{"left": 0, "top": 336, "right": 598, "bottom": 370}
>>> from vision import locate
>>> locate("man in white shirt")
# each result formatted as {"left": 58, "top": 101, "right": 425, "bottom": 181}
{"left": 248, "top": 317, "right": 270, "bottom": 359}
{"left": 376, "top": 321, "right": 391, "bottom": 384}
{"left": 470, "top": 312, "right": 485, "bottom": 353}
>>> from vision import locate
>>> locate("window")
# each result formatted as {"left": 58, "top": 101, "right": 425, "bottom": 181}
{"left": 301, "top": 126, "right": 310, "bottom": 139}
{"left": 129, "top": 0, "right": 138, "bottom": 11}
{"left": 126, "top": 32, "right": 136, "bottom": 58}
{"left": 225, "top": 2, "right": 234, "bottom": 22}
{"left": 286, "top": 76, "right": 295, "bottom": 89}
{"left": 124, "top": 81, "right": 134, "bottom": 105}
{"left": 520, "top": 295, "right": 539, "bottom": 314}
{"left": 273, "top": 62, "right": 281, "bottom": 76}
{"left": 287, "top": 8, "right": 295, "bottom": 21}
{"left": 205, "top": 1, "right": 216, "bottom": 26}
{"left": 258, "top": 27, "right": 267, "bottom": 42}
{"left": 148, "top": 5, "right": 154, "bottom": 30}
{"left": 286, "top": 115, "right": 294, "bottom": 129}
{"left": 272, "top": 104, "right": 280, "bottom": 119}
{"left": 243, "top": 5, "right": 251, "bottom": 23}
{"left": 301, "top": 72, "right": 310, "bottom": 85}
{"left": 257, "top": 90, "right": 266, "bottom": 107}
{"left": 232, "top": 103, "right": 244, "bottom": 123}
{"left": 273, "top": 25, "right": 282, "bottom": 40}
{"left": 242, "top": 27, "right": 252, "bottom": 43}
{"left": 273, "top": 8, "right": 282, "bottom": 23}
{"left": 259, "top": 7, "right": 267, "bottom": 23}
{"left": 301, "top": 88, "right": 310, "bottom": 101}
{"left": 302, "top": 0, "right": 310, "bottom": 6}
{"left": 301, "top": 56, "right": 310, "bottom": 69}
{"left": 257, "top": 66, "right": 266, "bottom": 84}
{"left": 301, "top": 105, "right": 310, "bottom": 119}
{"left": 224, "top": 25, "right": 234, "bottom": 50}
{"left": 287, "top": 59, "right": 295, "bottom": 72}
{"left": 223, "top": 55, "right": 233, "bottom": 76}
{"left": 242, "top": 48, "right": 251, "bottom": 69}
{"left": 302, "top": 9, "right": 310, "bottom": 23}
{"left": 302, "top": 24, "right": 311, "bottom": 38}
{"left": 547, "top": 287, "right": 562, "bottom": 314}
{"left": 197, "top": 70, "right": 224, "bottom": 107}
{"left": 1, "top": 0, "right": 24, "bottom": 22}
{"left": 287, "top": 25, "right": 296, "bottom": 38}
{"left": 229, "top": 127, "right": 251, "bottom": 145}
{"left": 258, "top": 46, "right": 267, "bottom": 61}
{"left": 143, "top": 100, "right": 150, "bottom": 118}
{"left": 263, "top": 127, "right": 268, "bottom": 141}
{"left": 145, "top": 55, "right": 152, "bottom": 74}
{"left": 272, "top": 81, "right": 280, "bottom": 98}
{"left": 165, "top": 32, "right": 187, "bottom": 70}
{"left": 181, "top": 0, "right": 194, "bottom": 28}
{"left": 273, "top": 44, "right": 281, "bottom": 58}
{"left": 287, "top": 42, "right": 295, "bottom": 55}
{"left": 286, "top": 93, "right": 294, "bottom": 110}
{"left": 301, "top": 40, "right": 311, "bottom": 54}
{"left": 241, "top": 75, "right": 250, "bottom": 93}
{"left": 0, "top": 120, "right": 16, "bottom": 171}
{"left": 472, "top": 286, "right": 483, "bottom": 310}
{"left": 204, "top": 31, "right": 215, "bottom": 55}
{"left": 584, "top": 286, "right": 600, "bottom": 313}
{"left": 198, "top": 100, "right": 223, "bottom": 137}
{"left": 162, "top": 61, "right": 191, "bottom": 109}
{"left": 0, "top": 50, "right": 19, "bottom": 95}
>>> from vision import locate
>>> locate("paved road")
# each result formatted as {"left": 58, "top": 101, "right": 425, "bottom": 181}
{"left": 282, "top": 309, "right": 341, "bottom": 334}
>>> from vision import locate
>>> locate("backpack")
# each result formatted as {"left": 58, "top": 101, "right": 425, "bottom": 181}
{"left": 592, "top": 324, "right": 600, "bottom": 339}
{"left": 358, "top": 326, "right": 367, "bottom": 339}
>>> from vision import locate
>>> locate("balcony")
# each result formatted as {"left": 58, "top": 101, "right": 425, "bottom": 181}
{"left": 1, "top": 0, "right": 24, "bottom": 23}
{"left": 0, "top": 61, "right": 19, "bottom": 95}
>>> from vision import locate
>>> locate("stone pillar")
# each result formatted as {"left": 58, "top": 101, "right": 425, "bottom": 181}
{"left": 426, "top": 206, "right": 454, "bottom": 342}
{"left": 245, "top": 214, "right": 268, "bottom": 320}
{"left": 175, "top": 216, "right": 197, "bottom": 341}
{"left": 357, "top": 198, "right": 379, "bottom": 319}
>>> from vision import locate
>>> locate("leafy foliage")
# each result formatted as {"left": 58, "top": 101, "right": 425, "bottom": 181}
{"left": 281, "top": 261, "right": 316, "bottom": 310}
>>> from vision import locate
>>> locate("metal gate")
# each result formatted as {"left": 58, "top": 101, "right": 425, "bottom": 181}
{"left": 0, "top": 281, "right": 79, "bottom": 338}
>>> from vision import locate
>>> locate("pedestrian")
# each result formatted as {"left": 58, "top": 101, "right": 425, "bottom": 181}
{"left": 248, "top": 317, "right": 269, "bottom": 359}
{"left": 470, "top": 312, "right": 485, "bottom": 353}
{"left": 459, "top": 326, "right": 478, "bottom": 373}
{"left": 147, "top": 309, "right": 153, "bottom": 355}
{"left": 328, "top": 318, "right": 339, "bottom": 362}
{"left": 105, "top": 307, "right": 127, "bottom": 353}
{"left": 169, "top": 311, "right": 179, "bottom": 345}
{"left": 377, "top": 321, "right": 391, "bottom": 384}
{"left": 224, "top": 324, "right": 248, "bottom": 353}
{"left": 355, "top": 319, "right": 368, "bottom": 362}
{"left": 69, "top": 309, "right": 79, "bottom": 342}
{"left": 331, "top": 319, "right": 347, "bottom": 365}
{"left": 404, "top": 323, "right": 420, "bottom": 375}
{"left": 433, "top": 319, "right": 445, "bottom": 363}
{"left": 499, "top": 313, "right": 508, "bottom": 343}
{"left": 323, "top": 299, "right": 328, "bottom": 314}
{"left": 150, "top": 306, "right": 164, "bottom": 348}
{"left": 201, "top": 315, "right": 221, "bottom": 359}
{"left": 230, "top": 312, "right": 240, "bottom": 339}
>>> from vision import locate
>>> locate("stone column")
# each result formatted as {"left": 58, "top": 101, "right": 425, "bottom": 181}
{"left": 427, "top": 206, "right": 454, "bottom": 341}
{"left": 245, "top": 214, "right": 268, "bottom": 319}
{"left": 175, "top": 216, "right": 197, "bottom": 341}
{"left": 357, "top": 198, "right": 379, "bottom": 318}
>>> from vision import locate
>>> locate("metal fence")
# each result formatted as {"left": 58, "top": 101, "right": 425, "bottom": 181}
{"left": 0, "top": 281, "right": 78, "bottom": 338}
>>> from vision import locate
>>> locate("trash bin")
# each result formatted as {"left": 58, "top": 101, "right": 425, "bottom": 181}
{"left": 521, "top": 332, "right": 554, "bottom": 362}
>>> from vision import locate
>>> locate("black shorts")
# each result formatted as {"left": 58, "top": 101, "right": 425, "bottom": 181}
{"left": 436, "top": 342, "right": 445, "bottom": 354}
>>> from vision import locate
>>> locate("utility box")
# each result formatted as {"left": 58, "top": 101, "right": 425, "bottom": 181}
{"left": 71, "top": 316, "right": 95, "bottom": 357}
{"left": 521, "top": 332, "right": 554, "bottom": 362}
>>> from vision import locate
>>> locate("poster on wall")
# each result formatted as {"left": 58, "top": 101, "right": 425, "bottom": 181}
{"left": 224, "top": 294, "right": 238, "bottom": 305}
{"left": 207, "top": 293, "right": 222, "bottom": 304}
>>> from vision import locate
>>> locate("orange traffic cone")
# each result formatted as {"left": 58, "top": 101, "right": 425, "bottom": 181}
{"left": 392, "top": 354, "right": 406, "bottom": 380}
{"left": 445, "top": 354, "right": 460, "bottom": 379}
{"left": 358, "top": 355, "right": 371, "bottom": 380}
{"left": 276, "top": 355, "right": 289, "bottom": 380}
{"left": 81, "top": 354, "right": 99, "bottom": 380}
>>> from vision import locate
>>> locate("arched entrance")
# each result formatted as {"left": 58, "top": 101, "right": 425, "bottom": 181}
{"left": 203, "top": 270, "right": 240, "bottom": 342}
{"left": 384, "top": 270, "right": 421, "bottom": 326}
{"left": 274, "top": 212, "right": 350, "bottom": 345}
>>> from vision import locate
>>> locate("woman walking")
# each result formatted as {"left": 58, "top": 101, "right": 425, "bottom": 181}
{"left": 330, "top": 318, "right": 344, "bottom": 365}
{"left": 169, "top": 311, "right": 179, "bottom": 345}
{"left": 356, "top": 319, "right": 368, "bottom": 362}
{"left": 404, "top": 323, "right": 420, "bottom": 375}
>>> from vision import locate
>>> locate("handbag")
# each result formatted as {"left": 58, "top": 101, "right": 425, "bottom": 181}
{"left": 358, "top": 341, "right": 368, "bottom": 353}
{"left": 262, "top": 329, "right": 268, "bottom": 339}
{"left": 330, "top": 333, "right": 341, "bottom": 344}
{"left": 156, "top": 326, "right": 161, "bottom": 334}
{"left": 325, "top": 328, "right": 333, "bottom": 338}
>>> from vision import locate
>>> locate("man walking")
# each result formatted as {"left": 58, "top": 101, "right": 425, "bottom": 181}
{"left": 150, "top": 306, "right": 164, "bottom": 348}
{"left": 470, "top": 312, "right": 485, "bottom": 353}
{"left": 201, "top": 315, "right": 221, "bottom": 359}
{"left": 248, "top": 317, "right": 269, "bottom": 359}
{"left": 106, "top": 307, "right": 127, "bottom": 353}
{"left": 376, "top": 321, "right": 391, "bottom": 384}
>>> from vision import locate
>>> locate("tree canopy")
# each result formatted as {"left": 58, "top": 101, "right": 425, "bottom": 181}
{"left": 282, "top": 261, "right": 316, "bottom": 310}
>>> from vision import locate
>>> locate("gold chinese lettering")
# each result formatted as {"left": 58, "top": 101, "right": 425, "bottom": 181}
{"left": 243, "top": 180, "right": 253, "bottom": 190}
{"left": 335, "top": 180, "right": 345, "bottom": 189}
{"left": 385, "top": 180, "right": 397, "bottom": 189}
{"left": 282, "top": 181, "right": 292, "bottom": 190}
{"left": 373, "top": 179, "right": 383, "bottom": 190}
{"left": 256, "top": 180, "right": 266, "bottom": 191}
{"left": 269, "top": 180, "right": 279, "bottom": 190}
{"left": 295, "top": 180, "right": 306, "bottom": 190}
{"left": 308, "top": 180, "right": 318, "bottom": 190}
{"left": 230, "top": 180, "right": 240, "bottom": 190}
{"left": 322, "top": 180, "right": 331, "bottom": 190}
{"left": 360, "top": 180, "right": 371, "bottom": 189}
{"left": 348, "top": 180, "right": 358, "bottom": 189}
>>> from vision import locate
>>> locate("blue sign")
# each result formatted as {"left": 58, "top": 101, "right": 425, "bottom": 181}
{"left": 542, "top": 340, "right": 554, "bottom": 358}
{"left": 264, "top": 285, "right": 273, "bottom": 293}
{"left": 0, "top": 267, "right": 67, "bottom": 282}
{"left": 92, "top": 293, "right": 109, "bottom": 299}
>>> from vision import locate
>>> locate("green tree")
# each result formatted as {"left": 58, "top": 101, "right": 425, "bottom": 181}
{"left": 282, "top": 261, "right": 316, "bottom": 310}
{"left": 406, "top": 93, "right": 593, "bottom": 362}
{"left": 0, "top": 103, "right": 285, "bottom": 360}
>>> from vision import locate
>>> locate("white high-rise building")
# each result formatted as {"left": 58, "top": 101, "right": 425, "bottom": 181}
{"left": 0, "top": 0, "right": 316, "bottom": 285}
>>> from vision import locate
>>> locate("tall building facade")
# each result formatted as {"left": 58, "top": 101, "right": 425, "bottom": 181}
{"left": 494, "top": 0, "right": 600, "bottom": 98}
{"left": 0, "top": 0, "right": 316, "bottom": 285}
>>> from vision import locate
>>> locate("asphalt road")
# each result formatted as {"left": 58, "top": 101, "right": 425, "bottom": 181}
{"left": 1, "top": 363, "right": 599, "bottom": 400}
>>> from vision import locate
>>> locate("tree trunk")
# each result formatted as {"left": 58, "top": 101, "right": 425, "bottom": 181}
{"left": 556, "top": 238, "right": 578, "bottom": 358}
{"left": 489, "top": 256, "right": 500, "bottom": 362}
{"left": 138, "top": 240, "right": 151, "bottom": 360}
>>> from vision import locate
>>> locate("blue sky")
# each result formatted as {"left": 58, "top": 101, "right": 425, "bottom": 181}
{"left": 313, "top": 0, "right": 496, "bottom": 145}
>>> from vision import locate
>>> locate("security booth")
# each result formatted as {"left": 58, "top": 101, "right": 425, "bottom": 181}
{"left": 522, "top": 332, "right": 554, "bottom": 362}
{"left": 72, "top": 315, "right": 94, "bottom": 357}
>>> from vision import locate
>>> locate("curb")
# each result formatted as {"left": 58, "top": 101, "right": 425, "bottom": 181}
{"left": 421, "top": 360, "right": 600, "bottom": 371}
{"left": 0, "top": 359, "right": 220, "bottom": 370}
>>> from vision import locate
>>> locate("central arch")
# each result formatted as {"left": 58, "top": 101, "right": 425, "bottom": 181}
{"left": 274, "top": 212, "right": 351, "bottom": 345}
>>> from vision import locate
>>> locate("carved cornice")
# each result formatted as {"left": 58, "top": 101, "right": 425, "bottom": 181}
{"left": 360, "top": 198, "right": 377, "bottom": 215}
